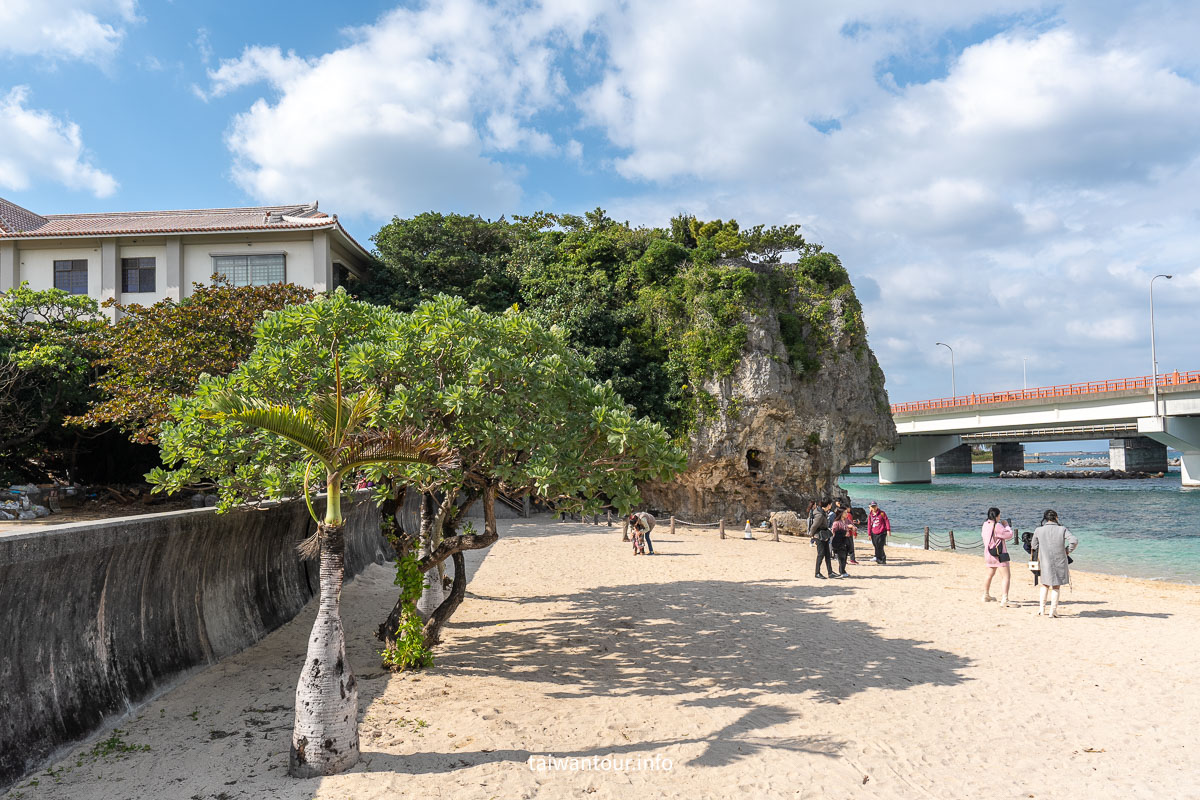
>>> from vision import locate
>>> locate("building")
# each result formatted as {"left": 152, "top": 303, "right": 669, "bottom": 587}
{"left": 0, "top": 197, "right": 372, "bottom": 317}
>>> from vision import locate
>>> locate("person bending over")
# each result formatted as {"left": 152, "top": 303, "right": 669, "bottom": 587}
{"left": 628, "top": 511, "right": 656, "bottom": 556}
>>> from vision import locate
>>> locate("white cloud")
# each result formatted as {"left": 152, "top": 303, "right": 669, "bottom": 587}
{"left": 204, "top": 0, "right": 1200, "bottom": 399}
{"left": 0, "top": 0, "right": 137, "bottom": 63}
{"left": 204, "top": 0, "right": 602, "bottom": 217}
{"left": 0, "top": 86, "right": 117, "bottom": 197}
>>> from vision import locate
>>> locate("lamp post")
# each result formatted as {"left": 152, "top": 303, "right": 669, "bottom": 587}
{"left": 1023, "top": 357, "right": 1029, "bottom": 391}
{"left": 1151, "top": 273, "right": 1173, "bottom": 417}
{"left": 936, "top": 342, "right": 956, "bottom": 398}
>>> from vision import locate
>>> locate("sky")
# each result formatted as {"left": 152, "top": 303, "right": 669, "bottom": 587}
{"left": 2, "top": 0, "right": 1199, "bottom": 409}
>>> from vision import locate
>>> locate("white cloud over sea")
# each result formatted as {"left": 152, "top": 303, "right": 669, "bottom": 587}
{"left": 203, "top": 0, "right": 1200, "bottom": 400}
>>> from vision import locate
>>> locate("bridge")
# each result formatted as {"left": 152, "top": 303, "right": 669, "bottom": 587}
{"left": 875, "top": 370, "right": 1200, "bottom": 487}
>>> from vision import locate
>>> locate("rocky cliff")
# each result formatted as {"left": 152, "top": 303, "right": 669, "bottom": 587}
{"left": 641, "top": 259, "right": 896, "bottom": 519}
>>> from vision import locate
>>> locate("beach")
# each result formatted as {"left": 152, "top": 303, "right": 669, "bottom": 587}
{"left": 7, "top": 516, "right": 1200, "bottom": 800}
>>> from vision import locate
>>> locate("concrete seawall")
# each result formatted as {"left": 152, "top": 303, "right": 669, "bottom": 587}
{"left": 0, "top": 496, "right": 387, "bottom": 791}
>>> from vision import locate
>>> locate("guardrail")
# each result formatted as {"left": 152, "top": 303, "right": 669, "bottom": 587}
{"left": 892, "top": 369, "right": 1200, "bottom": 414}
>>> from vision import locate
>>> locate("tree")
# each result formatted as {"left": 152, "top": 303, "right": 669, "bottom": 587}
{"left": 77, "top": 279, "right": 315, "bottom": 443}
{"left": 364, "top": 212, "right": 519, "bottom": 312}
{"left": 151, "top": 292, "right": 684, "bottom": 675}
{"left": 0, "top": 284, "right": 105, "bottom": 480}
{"left": 154, "top": 289, "right": 454, "bottom": 777}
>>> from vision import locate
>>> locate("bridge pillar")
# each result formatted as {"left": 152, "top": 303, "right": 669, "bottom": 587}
{"left": 991, "top": 443, "right": 1025, "bottom": 473}
{"left": 1138, "top": 417, "right": 1200, "bottom": 487}
{"left": 870, "top": 459, "right": 879, "bottom": 474}
{"left": 934, "top": 444, "right": 973, "bottom": 474}
{"left": 874, "top": 435, "right": 961, "bottom": 485}
{"left": 1109, "top": 437, "right": 1168, "bottom": 473}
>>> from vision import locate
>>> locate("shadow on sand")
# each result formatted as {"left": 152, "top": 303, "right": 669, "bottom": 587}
{"left": 357, "top": 576, "right": 972, "bottom": 772}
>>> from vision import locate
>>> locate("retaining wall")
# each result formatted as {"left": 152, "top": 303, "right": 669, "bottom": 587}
{"left": 0, "top": 496, "right": 387, "bottom": 791}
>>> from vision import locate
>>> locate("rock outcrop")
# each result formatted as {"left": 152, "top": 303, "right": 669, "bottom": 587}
{"left": 642, "top": 264, "right": 896, "bottom": 519}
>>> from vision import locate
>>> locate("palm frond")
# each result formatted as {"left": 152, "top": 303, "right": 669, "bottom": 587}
{"left": 337, "top": 427, "right": 458, "bottom": 473}
{"left": 222, "top": 404, "right": 333, "bottom": 463}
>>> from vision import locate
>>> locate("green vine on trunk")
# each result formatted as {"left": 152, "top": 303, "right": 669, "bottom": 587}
{"left": 381, "top": 553, "right": 435, "bottom": 670}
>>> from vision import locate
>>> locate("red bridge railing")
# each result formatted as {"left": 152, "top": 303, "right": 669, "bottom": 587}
{"left": 892, "top": 370, "right": 1200, "bottom": 414}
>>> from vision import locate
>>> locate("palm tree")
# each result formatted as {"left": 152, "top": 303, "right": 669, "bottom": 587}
{"left": 211, "top": 355, "right": 453, "bottom": 777}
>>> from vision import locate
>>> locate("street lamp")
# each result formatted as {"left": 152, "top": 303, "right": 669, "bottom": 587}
{"left": 1023, "top": 356, "right": 1029, "bottom": 391}
{"left": 1151, "top": 273, "right": 1173, "bottom": 417}
{"left": 936, "top": 342, "right": 956, "bottom": 398}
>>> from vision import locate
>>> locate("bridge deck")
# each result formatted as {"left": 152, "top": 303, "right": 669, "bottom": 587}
{"left": 892, "top": 369, "right": 1200, "bottom": 415}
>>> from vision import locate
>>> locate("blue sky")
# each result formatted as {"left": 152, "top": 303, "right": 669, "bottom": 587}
{"left": 3, "top": 0, "right": 1199, "bottom": 413}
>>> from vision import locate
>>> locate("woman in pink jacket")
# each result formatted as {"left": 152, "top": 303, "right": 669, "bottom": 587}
{"left": 867, "top": 502, "right": 890, "bottom": 564}
{"left": 982, "top": 506, "right": 1014, "bottom": 607}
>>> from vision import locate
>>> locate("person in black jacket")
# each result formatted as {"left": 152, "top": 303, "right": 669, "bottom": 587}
{"left": 809, "top": 499, "right": 835, "bottom": 578}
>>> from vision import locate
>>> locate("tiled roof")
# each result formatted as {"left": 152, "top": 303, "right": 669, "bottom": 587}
{"left": 0, "top": 200, "right": 337, "bottom": 238}
{"left": 0, "top": 198, "right": 48, "bottom": 234}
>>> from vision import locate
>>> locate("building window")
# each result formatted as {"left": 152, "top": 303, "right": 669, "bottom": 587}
{"left": 53, "top": 259, "right": 88, "bottom": 295}
{"left": 121, "top": 257, "right": 156, "bottom": 293}
{"left": 212, "top": 253, "right": 286, "bottom": 286}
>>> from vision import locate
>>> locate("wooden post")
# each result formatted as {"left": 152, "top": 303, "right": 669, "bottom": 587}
{"left": 924, "top": 527, "right": 930, "bottom": 550}
{"left": 669, "top": 516, "right": 676, "bottom": 536}
{"left": 622, "top": 519, "right": 630, "bottom": 542}
{"left": 719, "top": 519, "right": 726, "bottom": 539}
{"left": 772, "top": 520, "right": 779, "bottom": 542}
{"left": 606, "top": 510, "right": 612, "bottom": 527}
{"left": 592, "top": 513, "right": 598, "bottom": 525}
{"left": 949, "top": 530, "right": 956, "bottom": 550}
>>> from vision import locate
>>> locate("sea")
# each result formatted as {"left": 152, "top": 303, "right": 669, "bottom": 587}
{"left": 840, "top": 453, "right": 1200, "bottom": 585}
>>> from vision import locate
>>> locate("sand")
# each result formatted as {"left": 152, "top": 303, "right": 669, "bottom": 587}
{"left": 7, "top": 516, "right": 1200, "bottom": 800}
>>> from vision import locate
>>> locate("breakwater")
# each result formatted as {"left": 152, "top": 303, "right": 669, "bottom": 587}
{"left": 0, "top": 496, "right": 388, "bottom": 791}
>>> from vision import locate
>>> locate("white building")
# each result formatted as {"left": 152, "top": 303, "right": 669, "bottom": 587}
{"left": 0, "top": 197, "right": 372, "bottom": 316}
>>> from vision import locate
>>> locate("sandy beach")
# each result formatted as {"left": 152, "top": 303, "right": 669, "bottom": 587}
{"left": 7, "top": 515, "right": 1200, "bottom": 800}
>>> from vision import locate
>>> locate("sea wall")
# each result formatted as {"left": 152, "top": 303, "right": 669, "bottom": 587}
{"left": 0, "top": 496, "right": 388, "bottom": 791}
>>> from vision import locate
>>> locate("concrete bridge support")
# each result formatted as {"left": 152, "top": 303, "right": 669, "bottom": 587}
{"left": 1109, "top": 437, "right": 1168, "bottom": 473}
{"left": 992, "top": 443, "right": 1025, "bottom": 473}
{"left": 934, "top": 444, "right": 974, "bottom": 474}
{"left": 1139, "top": 416, "right": 1200, "bottom": 488}
{"left": 874, "top": 435, "right": 961, "bottom": 485}
{"left": 870, "top": 459, "right": 879, "bottom": 474}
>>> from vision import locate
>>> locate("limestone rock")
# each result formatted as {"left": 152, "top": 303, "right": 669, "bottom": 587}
{"left": 769, "top": 510, "right": 806, "bottom": 536}
{"left": 642, "top": 265, "right": 896, "bottom": 519}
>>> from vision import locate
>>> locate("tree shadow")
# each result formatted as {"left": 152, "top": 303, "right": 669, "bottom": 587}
{"left": 1071, "top": 609, "right": 1172, "bottom": 619}
{"left": 437, "top": 578, "right": 972, "bottom": 706}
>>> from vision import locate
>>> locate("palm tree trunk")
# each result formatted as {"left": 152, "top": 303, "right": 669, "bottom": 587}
{"left": 288, "top": 520, "right": 360, "bottom": 777}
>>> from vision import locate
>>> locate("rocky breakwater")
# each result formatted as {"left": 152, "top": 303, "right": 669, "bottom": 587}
{"left": 642, "top": 256, "right": 896, "bottom": 519}
{"left": 1000, "top": 469, "right": 1164, "bottom": 479}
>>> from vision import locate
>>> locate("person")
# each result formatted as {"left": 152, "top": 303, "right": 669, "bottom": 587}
{"left": 628, "top": 511, "right": 656, "bottom": 555}
{"left": 839, "top": 501, "right": 860, "bottom": 565}
{"left": 830, "top": 508, "right": 855, "bottom": 577}
{"left": 982, "top": 507, "right": 1014, "bottom": 606}
{"left": 1031, "top": 510, "right": 1078, "bottom": 618}
{"left": 808, "top": 499, "right": 834, "bottom": 578}
{"left": 867, "top": 501, "right": 890, "bottom": 564}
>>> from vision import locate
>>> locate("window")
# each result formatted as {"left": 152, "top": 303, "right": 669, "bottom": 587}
{"left": 212, "top": 253, "right": 285, "bottom": 286}
{"left": 53, "top": 259, "right": 88, "bottom": 295}
{"left": 121, "top": 257, "right": 156, "bottom": 293}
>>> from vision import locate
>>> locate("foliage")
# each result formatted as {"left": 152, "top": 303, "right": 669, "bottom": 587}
{"left": 0, "top": 283, "right": 105, "bottom": 479}
{"left": 150, "top": 291, "right": 683, "bottom": 518}
{"left": 364, "top": 212, "right": 520, "bottom": 312}
{"left": 78, "top": 279, "right": 315, "bottom": 444}
{"left": 363, "top": 209, "right": 869, "bottom": 438}
{"left": 381, "top": 553, "right": 434, "bottom": 671}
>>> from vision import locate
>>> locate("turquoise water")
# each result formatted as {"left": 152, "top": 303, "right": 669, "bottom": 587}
{"left": 840, "top": 457, "right": 1200, "bottom": 584}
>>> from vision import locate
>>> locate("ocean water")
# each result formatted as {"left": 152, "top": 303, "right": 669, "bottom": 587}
{"left": 840, "top": 456, "right": 1200, "bottom": 585}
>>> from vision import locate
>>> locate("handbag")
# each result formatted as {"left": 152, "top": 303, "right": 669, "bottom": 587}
{"left": 987, "top": 523, "right": 1011, "bottom": 563}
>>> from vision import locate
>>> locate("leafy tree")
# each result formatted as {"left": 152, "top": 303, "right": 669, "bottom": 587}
{"left": 150, "top": 292, "right": 683, "bottom": 670}
{"left": 77, "top": 279, "right": 315, "bottom": 443}
{"left": 364, "top": 212, "right": 519, "bottom": 312}
{"left": 0, "top": 284, "right": 105, "bottom": 480}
